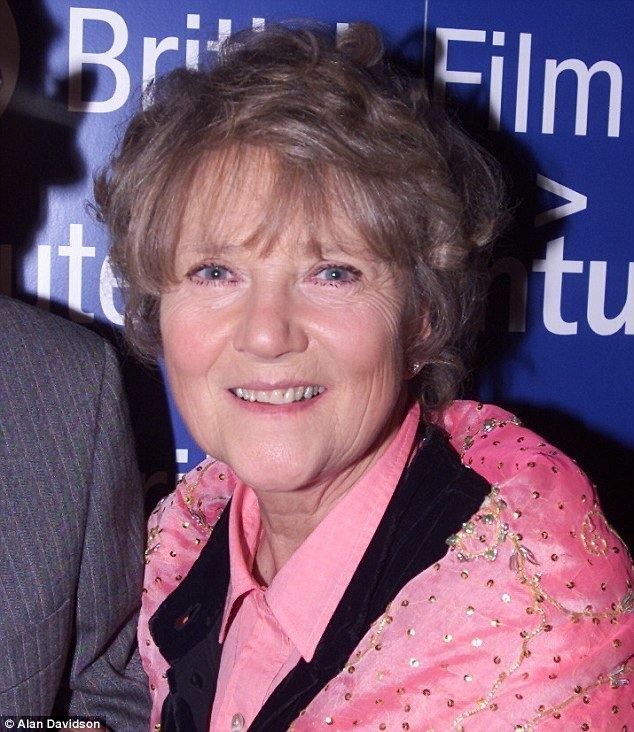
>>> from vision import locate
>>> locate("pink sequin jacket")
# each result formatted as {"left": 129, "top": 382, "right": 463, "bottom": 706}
{"left": 140, "top": 401, "right": 633, "bottom": 730}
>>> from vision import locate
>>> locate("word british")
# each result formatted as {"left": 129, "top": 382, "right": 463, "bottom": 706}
{"left": 67, "top": 9, "right": 349, "bottom": 113}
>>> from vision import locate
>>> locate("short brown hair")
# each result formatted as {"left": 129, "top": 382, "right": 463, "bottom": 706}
{"left": 95, "top": 23, "right": 506, "bottom": 411}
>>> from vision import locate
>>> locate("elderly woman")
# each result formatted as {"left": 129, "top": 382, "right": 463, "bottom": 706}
{"left": 96, "top": 24, "right": 632, "bottom": 732}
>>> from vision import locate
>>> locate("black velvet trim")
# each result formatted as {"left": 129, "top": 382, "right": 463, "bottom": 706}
{"left": 150, "top": 499, "right": 231, "bottom": 731}
{"left": 249, "top": 426, "right": 489, "bottom": 731}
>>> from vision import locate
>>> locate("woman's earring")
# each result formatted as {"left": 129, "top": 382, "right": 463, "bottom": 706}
{"left": 408, "top": 360, "right": 422, "bottom": 377}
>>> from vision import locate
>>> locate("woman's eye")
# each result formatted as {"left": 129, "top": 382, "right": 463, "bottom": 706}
{"left": 190, "top": 264, "right": 235, "bottom": 284}
{"left": 313, "top": 265, "right": 361, "bottom": 285}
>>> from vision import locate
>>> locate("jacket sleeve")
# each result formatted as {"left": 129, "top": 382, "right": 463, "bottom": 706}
{"left": 61, "top": 341, "right": 150, "bottom": 731}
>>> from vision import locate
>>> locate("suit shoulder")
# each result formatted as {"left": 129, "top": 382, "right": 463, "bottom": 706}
{"left": 0, "top": 296, "right": 111, "bottom": 374}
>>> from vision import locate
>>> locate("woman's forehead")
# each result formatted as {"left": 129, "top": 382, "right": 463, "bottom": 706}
{"left": 179, "top": 150, "right": 373, "bottom": 260}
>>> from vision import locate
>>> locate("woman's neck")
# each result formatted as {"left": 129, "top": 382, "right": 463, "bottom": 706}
{"left": 252, "top": 402, "right": 409, "bottom": 585}
{"left": 253, "top": 475, "right": 351, "bottom": 585}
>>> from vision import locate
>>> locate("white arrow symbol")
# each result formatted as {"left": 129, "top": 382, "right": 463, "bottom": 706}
{"left": 534, "top": 174, "right": 587, "bottom": 227}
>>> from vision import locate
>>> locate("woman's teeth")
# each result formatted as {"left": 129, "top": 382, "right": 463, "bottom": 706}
{"left": 232, "top": 386, "right": 325, "bottom": 404}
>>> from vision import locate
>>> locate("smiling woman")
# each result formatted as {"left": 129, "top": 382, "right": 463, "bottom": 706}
{"left": 95, "top": 22, "right": 633, "bottom": 732}
{"left": 161, "top": 146, "right": 408, "bottom": 499}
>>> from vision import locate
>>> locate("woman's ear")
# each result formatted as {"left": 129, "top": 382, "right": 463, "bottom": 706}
{"left": 403, "top": 311, "right": 431, "bottom": 380}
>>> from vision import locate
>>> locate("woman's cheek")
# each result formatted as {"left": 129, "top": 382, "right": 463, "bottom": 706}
{"left": 161, "top": 295, "right": 221, "bottom": 372}
{"left": 343, "top": 300, "right": 405, "bottom": 367}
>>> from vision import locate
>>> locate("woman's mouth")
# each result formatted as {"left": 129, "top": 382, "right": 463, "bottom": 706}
{"left": 230, "top": 385, "right": 325, "bottom": 404}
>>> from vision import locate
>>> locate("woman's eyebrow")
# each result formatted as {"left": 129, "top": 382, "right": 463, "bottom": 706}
{"left": 179, "top": 240, "right": 245, "bottom": 259}
{"left": 304, "top": 235, "right": 370, "bottom": 260}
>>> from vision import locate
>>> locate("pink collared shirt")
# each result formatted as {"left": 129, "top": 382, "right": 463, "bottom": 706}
{"left": 210, "top": 403, "right": 420, "bottom": 730}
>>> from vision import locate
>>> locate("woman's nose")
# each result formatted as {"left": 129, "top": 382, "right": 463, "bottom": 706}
{"left": 233, "top": 284, "right": 308, "bottom": 360}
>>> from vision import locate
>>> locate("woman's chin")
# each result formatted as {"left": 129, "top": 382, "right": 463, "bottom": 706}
{"left": 223, "top": 448, "right": 326, "bottom": 495}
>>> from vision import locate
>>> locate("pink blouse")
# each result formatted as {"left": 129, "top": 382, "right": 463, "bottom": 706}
{"left": 140, "top": 401, "right": 633, "bottom": 730}
{"left": 210, "top": 402, "right": 419, "bottom": 730}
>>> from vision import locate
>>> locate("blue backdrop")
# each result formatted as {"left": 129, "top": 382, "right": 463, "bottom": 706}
{"left": 0, "top": 0, "right": 631, "bottom": 543}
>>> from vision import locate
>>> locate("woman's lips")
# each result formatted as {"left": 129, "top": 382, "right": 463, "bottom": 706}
{"left": 229, "top": 385, "right": 325, "bottom": 405}
{"left": 227, "top": 385, "right": 327, "bottom": 414}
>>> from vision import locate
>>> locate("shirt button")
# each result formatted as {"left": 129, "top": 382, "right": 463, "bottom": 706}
{"left": 231, "top": 713, "right": 245, "bottom": 731}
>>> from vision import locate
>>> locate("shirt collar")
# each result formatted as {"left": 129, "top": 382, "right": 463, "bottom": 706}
{"left": 220, "top": 401, "right": 420, "bottom": 660}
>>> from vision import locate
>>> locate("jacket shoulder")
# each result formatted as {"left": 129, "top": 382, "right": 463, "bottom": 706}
{"left": 0, "top": 296, "right": 106, "bottom": 368}
{"left": 439, "top": 399, "right": 632, "bottom": 611}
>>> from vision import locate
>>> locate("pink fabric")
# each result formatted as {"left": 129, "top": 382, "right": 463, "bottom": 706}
{"left": 140, "top": 401, "right": 634, "bottom": 730}
{"left": 210, "top": 401, "right": 419, "bottom": 730}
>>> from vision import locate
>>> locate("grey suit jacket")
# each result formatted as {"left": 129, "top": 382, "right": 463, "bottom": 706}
{"left": 0, "top": 296, "right": 149, "bottom": 730}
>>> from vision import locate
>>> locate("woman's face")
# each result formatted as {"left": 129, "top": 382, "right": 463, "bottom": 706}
{"left": 160, "top": 158, "right": 411, "bottom": 494}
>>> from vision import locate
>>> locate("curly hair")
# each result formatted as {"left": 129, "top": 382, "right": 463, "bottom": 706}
{"left": 94, "top": 22, "right": 506, "bottom": 411}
